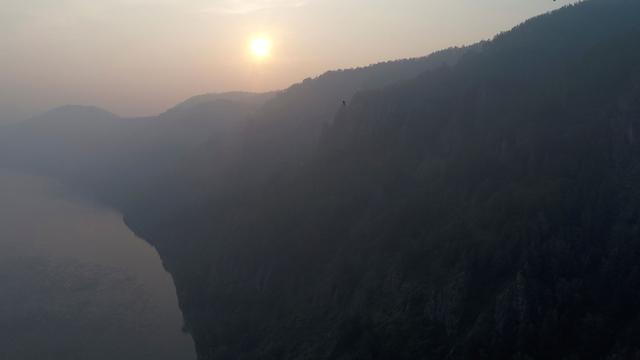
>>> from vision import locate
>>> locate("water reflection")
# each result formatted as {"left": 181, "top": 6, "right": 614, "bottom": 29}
{"left": 0, "top": 170, "right": 196, "bottom": 360}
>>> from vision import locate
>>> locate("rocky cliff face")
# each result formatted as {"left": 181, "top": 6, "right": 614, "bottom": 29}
{"left": 125, "top": 1, "right": 640, "bottom": 359}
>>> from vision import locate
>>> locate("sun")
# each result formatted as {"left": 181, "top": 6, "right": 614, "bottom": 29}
{"left": 249, "top": 37, "right": 271, "bottom": 60}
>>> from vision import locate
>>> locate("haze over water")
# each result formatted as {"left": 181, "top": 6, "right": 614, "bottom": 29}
{"left": 0, "top": 170, "right": 195, "bottom": 360}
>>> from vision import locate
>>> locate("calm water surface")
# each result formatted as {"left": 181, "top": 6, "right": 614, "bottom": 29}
{"left": 0, "top": 170, "right": 196, "bottom": 360}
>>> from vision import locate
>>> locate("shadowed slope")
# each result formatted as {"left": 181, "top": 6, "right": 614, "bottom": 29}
{"left": 126, "top": 1, "right": 640, "bottom": 359}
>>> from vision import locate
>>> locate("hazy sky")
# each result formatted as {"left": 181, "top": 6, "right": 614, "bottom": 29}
{"left": 0, "top": 0, "right": 577, "bottom": 121}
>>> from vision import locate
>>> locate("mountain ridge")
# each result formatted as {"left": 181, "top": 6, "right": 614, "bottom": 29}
{"left": 2, "top": 1, "right": 639, "bottom": 358}
{"left": 124, "top": 1, "right": 640, "bottom": 359}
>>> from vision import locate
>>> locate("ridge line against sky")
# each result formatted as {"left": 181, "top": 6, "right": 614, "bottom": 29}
{"left": 0, "top": 0, "right": 578, "bottom": 122}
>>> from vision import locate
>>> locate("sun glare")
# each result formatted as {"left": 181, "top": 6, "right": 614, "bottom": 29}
{"left": 250, "top": 37, "right": 271, "bottom": 60}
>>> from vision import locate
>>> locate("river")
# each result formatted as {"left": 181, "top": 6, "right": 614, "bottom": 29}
{"left": 0, "top": 170, "right": 196, "bottom": 360}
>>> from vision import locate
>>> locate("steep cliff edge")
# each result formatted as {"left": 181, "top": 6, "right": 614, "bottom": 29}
{"left": 126, "top": 1, "right": 640, "bottom": 359}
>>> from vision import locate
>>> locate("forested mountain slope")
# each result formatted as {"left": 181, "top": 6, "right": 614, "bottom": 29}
{"left": 125, "top": 1, "right": 640, "bottom": 359}
{"left": 125, "top": 46, "right": 472, "bottom": 220}
{"left": 2, "top": 0, "right": 639, "bottom": 358}
{"left": 236, "top": 47, "right": 470, "bottom": 186}
{"left": 0, "top": 47, "right": 469, "bottom": 212}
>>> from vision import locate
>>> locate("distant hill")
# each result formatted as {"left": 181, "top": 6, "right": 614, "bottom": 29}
{"left": 0, "top": 95, "right": 269, "bottom": 206}
{"left": 170, "top": 91, "right": 277, "bottom": 112}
